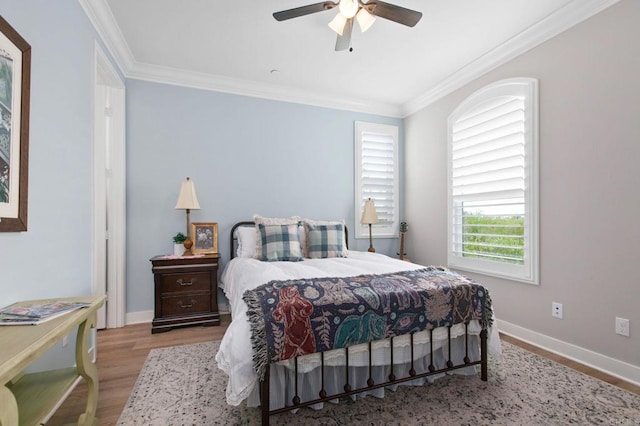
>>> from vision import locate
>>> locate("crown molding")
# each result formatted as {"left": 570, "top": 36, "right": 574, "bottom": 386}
{"left": 401, "top": 0, "right": 622, "bottom": 117}
{"left": 127, "top": 62, "right": 404, "bottom": 117}
{"left": 77, "top": 0, "right": 135, "bottom": 74}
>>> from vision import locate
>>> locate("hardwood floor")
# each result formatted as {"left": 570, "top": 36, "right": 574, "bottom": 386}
{"left": 47, "top": 321, "right": 639, "bottom": 425}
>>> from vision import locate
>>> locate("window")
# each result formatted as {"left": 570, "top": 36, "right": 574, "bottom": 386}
{"left": 447, "top": 78, "right": 539, "bottom": 284}
{"left": 355, "top": 121, "right": 399, "bottom": 239}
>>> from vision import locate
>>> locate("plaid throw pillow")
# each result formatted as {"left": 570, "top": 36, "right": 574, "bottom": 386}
{"left": 258, "top": 224, "right": 303, "bottom": 262}
{"left": 306, "top": 223, "right": 346, "bottom": 259}
{"left": 253, "top": 215, "right": 301, "bottom": 259}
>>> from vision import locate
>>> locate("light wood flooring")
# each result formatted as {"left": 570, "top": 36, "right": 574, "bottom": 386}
{"left": 47, "top": 320, "right": 639, "bottom": 425}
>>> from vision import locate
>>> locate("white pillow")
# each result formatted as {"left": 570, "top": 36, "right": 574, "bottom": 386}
{"left": 236, "top": 226, "right": 257, "bottom": 258}
{"left": 297, "top": 223, "right": 306, "bottom": 254}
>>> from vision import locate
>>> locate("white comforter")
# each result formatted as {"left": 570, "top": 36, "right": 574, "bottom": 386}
{"left": 215, "top": 251, "right": 499, "bottom": 406}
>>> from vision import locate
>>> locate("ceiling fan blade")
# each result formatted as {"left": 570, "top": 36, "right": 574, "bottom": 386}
{"left": 335, "top": 18, "right": 354, "bottom": 51}
{"left": 273, "top": 2, "right": 337, "bottom": 21}
{"left": 365, "top": 0, "right": 422, "bottom": 27}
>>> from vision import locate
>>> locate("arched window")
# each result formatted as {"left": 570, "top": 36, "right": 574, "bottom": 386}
{"left": 448, "top": 78, "right": 539, "bottom": 284}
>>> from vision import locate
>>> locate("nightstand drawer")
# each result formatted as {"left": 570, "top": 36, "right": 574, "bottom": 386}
{"left": 161, "top": 294, "right": 211, "bottom": 317}
{"left": 160, "top": 272, "right": 210, "bottom": 294}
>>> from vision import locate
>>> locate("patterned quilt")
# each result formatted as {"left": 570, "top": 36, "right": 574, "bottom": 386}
{"left": 243, "top": 267, "right": 493, "bottom": 379}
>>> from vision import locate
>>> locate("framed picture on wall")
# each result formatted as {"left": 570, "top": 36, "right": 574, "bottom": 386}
{"left": 0, "top": 16, "right": 31, "bottom": 232}
{"left": 191, "top": 222, "right": 218, "bottom": 255}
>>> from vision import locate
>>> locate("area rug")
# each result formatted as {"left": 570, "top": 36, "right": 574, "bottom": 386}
{"left": 117, "top": 340, "right": 640, "bottom": 425}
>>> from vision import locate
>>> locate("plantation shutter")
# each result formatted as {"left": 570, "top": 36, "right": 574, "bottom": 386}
{"left": 355, "top": 121, "right": 399, "bottom": 239}
{"left": 447, "top": 78, "right": 538, "bottom": 284}
{"left": 451, "top": 96, "right": 525, "bottom": 203}
{"left": 361, "top": 131, "right": 395, "bottom": 225}
{"left": 450, "top": 95, "right": 526, "bottom": 264}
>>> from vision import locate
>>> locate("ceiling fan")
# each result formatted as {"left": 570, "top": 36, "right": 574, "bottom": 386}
{"left": 273, "top": 0, "right": 422, "bottom": 51}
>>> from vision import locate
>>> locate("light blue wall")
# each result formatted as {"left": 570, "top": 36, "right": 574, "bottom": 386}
{"left": 0, "top": 1, "right": 121, "bottom": 369}
{"left": 126, "top": 80, "right": 403, "bottom": 313}
{"left": 0, "top": 2, "right": 93, "bottom": 302}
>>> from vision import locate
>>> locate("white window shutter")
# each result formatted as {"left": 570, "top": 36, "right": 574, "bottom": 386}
{"left": 448, "top": 78, "right": 539, "bottom": 284}
{"left": 355, "top": 122, "right": 399, "bottom": 239}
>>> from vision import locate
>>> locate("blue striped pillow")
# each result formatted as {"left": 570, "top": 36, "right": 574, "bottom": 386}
{"left": 305, "top": 223, "right": 346, "bottom": 259}
{"left": 258, "top": 224, "right": 303, "bottom": 262}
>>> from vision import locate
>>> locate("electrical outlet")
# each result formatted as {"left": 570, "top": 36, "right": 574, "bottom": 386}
{"left": 552, "top": 302, "right": 563, "bottom": 319}
{"left": 615, "top": 317, "right": 630, "bottom": 337}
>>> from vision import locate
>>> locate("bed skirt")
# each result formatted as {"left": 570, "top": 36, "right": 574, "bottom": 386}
{"left": 246, "top": 321, "right": 491, "bottom": 410}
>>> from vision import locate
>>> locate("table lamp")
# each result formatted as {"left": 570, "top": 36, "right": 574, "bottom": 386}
{"left": 361, "top": 198, "right": 379, "bottom": 253}
{"left": 175, "top": 177, "right": 200, "bottom": 256}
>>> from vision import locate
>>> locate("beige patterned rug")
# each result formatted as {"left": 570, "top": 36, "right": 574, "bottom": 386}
{"left": 117, "top": 340, "right": 640, "bottom": 425}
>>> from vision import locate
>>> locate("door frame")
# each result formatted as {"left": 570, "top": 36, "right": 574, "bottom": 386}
{"left": 92, "top": 42, "right": 126, "bottom": 328}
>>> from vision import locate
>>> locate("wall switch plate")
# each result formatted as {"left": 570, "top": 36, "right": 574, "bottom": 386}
{"left": 615, "top": 317, "right": 630, "bottom": 337}
{"left": 62, "top": 334, "right": 70, "bottom": 347}
{"left": 552, "top": 302, "right": 563, "bottom": 319}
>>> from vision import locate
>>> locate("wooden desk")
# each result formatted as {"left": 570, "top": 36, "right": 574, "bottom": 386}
{"left": 0, "top": 295, "right": 105, "bottom": 426}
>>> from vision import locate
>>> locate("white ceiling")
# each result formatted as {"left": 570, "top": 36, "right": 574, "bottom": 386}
{"left": 81, "top": 0, "right": 618, "bottom": 116}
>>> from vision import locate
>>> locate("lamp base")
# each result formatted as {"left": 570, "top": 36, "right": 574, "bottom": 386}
{"left": 182, "top": 238, "right": 194, "bottom": 256}
{"left": 367, "top": 224, "right": 375, "bottom": 253}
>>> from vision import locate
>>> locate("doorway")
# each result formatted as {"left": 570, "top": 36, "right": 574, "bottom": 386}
{"left": 93, "top": 43, "right": 126, "bottom": 329}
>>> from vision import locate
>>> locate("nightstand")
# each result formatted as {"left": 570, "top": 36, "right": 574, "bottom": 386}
{"left": 150, "top": 254, "right": 220, "bottom": 333}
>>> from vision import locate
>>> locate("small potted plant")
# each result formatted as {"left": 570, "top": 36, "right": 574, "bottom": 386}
{"left": 173, "top": 232, "right": 186, "bottom": 256}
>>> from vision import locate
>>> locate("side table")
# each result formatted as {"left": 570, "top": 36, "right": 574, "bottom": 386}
{"left": 150, "top": 254, "right": 220, "bottom": 333}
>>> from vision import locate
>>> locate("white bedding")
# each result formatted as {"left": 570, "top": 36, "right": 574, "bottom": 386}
{"left": 215, "top": 250, "right": 501, "bottom": 407}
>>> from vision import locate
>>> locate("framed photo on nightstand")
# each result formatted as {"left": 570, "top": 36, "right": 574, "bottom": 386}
{"left": 191, "top": 222, "right": 218, "bottom": 254}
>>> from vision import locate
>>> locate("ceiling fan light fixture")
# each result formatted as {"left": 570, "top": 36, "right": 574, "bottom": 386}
{"left": 328, "top": 12, "right": 347, "bottom": 36}
{"left": 338, "top": 0, "right": 359, "bottom": 19}
{"left": 356, "top": 8, "right": 375, "bottom": 32}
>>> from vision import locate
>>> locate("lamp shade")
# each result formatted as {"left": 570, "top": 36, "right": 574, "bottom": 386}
{"left": 356, "top": 8, "right": 376, "bottom": 32}
{"left": 361, "top": 198, "right": 379, "bottom": 224}
{"left": 328, "top": 12, "right": 348, "bottom": 35}
{"left": 175, "top": 177, "right": 200, "bottom": 210}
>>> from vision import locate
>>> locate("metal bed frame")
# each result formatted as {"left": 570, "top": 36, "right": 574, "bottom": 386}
{"left": 229, "top": 221, "right": 488, "bottom": 425}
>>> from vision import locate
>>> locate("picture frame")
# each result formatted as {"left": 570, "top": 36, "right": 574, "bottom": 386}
{"left": 0, "top": 16, "right": 31, "bottom": 232}
{"left": 191, "top": 222, "right": 218, "bottom": 255}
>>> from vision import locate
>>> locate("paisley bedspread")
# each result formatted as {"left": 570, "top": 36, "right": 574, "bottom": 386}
{"left": 243, "top": 267, "right": 493, "bottom": 379}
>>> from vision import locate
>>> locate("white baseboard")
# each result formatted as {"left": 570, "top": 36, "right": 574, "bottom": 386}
{"left": 497, "top": 319, "right": 640, "bottom": 387}
{"left": 125, "top": 309, "right": 231, "bottom": 325}
{"left": 126, "top": 309, "right": 153, "bottom": 325}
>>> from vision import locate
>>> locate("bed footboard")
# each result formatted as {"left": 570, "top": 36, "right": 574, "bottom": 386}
{"left": 260, "top": 325, "right": 488, "bottom": 425}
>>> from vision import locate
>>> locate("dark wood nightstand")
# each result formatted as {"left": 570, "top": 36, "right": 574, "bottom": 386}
{"left": 150, "top": 254, "right": 220, "bottom": 333}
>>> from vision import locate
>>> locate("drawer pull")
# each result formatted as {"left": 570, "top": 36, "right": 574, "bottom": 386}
{"left": 176, "top": 278, "right": 194, "bottom": 286}
{"left": 179, "top": 300, "right": 196, "bottom": 309}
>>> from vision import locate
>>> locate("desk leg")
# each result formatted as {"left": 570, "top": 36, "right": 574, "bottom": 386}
{"left": 75, "top": 312, "right": 99, "bottom": 426}
{"left": 0, "top": 384, "right": 19, "bottom": 426}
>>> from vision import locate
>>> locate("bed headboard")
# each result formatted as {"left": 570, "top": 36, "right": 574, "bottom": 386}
{"left": 230, "top": 221, "right": 254, "bottom": 259}
{"left": 230, "top": 220, "right": 349, "bottom": 259}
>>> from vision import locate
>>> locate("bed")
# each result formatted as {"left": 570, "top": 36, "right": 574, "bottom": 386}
{"left": 215, "top": 218, "right": 501, "bottom": 425}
